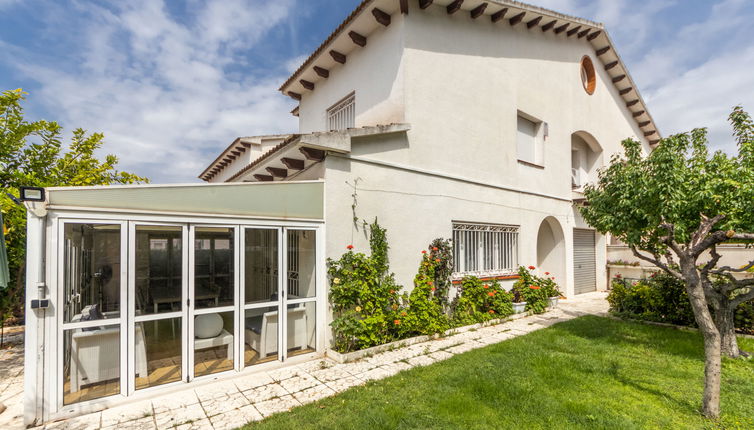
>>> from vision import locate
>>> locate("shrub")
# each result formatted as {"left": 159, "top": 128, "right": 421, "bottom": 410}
{"left": 427, "top": 238, "right": 453, "bottom": 312}
{"left": 607, "top": 272, "right": 754, "bottom": 332}
{"left": 451, "top": 277, "right": 514, "bottom": 326}
{"left": 328, "top": 221, "right": 403, "bottom": 353}
{"left": 512, "top": 266, "right": 551, "bottom": 314}
{"left": 398, "top": 251, "right": 451, "bottom": 337}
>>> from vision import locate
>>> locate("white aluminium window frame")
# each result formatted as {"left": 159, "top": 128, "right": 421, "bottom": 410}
{"left": 55, "top": 219, "right": 129, "bottom": 409}
{"left": 452, "top": 222, "right": 519, "bottom": 278}
{"left": 46, "top": 209, "right": 325, "bottom": 419}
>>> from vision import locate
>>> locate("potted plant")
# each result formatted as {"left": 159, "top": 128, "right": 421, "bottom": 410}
{"left": 510, "top": 279, "right": 527, "bottom": 313}
{"left": 540, "top": 272, "right": 562, "bottom": 307}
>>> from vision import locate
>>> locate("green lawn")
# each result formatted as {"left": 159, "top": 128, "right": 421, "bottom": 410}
{"left": 246, "top": 316, "right": 754, "bottom": 429}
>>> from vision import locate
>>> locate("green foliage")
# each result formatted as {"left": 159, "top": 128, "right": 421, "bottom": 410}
{"left": 451, "top": 277, "right": 513, "bottom": 326}
{"left": 399, "top": 252, "right": 450, "bottom": 337}
{"left": 512, "top": 266, "right": 554, "bottom": 314}
{"left": 427, "top": 238, "right": 453, "bottom": 310}
{"left": 607, "top": 272, "right": 754, "bottom": 332}
{"left": 328, "top": 223, "right": 403, "bottom": 353}
{"left": 0, "top": 88, "right": 147, "bottom": 327}
{"left": 248, "top": 317, "right": 754, "bottom": 430}
{"left": 329, "top": 230, "right": 529, "bottom": 352}
{"left": 580, "top": 106, "right": 754, "bottom": 255}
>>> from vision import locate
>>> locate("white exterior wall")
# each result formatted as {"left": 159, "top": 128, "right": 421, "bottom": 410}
{"left": 315, "top": 6, "right": 654, "bottom": 301}
{"left": 297, "top": 15, "right": 406, "bottom": 133}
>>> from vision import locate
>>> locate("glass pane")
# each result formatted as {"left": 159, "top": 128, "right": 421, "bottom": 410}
{"left": 63, "top": 223, "right": 121, "bottom": 323}
{"left": 135, "top": 226, "right": 183, "bottom": 315}
{"left": 194, "top": 227, "right": 235, "bottom": 309}
{"left": 244, "top": 306, "right": 279, "bottom": 366}
{"left": 194, "top": 311, "right": 234, "bottom": 377}
{"left": 287, "top": 302, "right": 315, "bottom": 357}
{"left": 244, "top": 229, "right": 278, "bottom": 304}
{"left": 63, "top": 324, "right": 120, "bottom": 405}
{"left": 136, "top": 318, "right": 182, "bottom": 390}
{"left": 287, "top": 230, "right": 316, "bottom": 299}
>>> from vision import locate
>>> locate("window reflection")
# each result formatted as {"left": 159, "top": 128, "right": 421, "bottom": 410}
{"left": 63, "top": 325, "right": 120, "bottom": 404}
{"left": 287, "top": 230, "right": 316, "bottom": 299}
{"left": 194, "top": 228, "right": 235, "bottom": 308}
{"left": 135, "top": 226, "right": 183, "bottom": 315}
{"left": 63, "top": 223, "right": 121, "bottom": 323}
{"left": 245, "top": 229, "right": 278, "bottom": 304}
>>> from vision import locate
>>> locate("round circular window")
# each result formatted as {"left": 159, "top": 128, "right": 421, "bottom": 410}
{"left": 580, "top": 56, "right": 596, "bottom": 95}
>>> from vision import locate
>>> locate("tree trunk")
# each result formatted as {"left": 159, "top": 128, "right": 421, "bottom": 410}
{"left": 681, "top": 262, "right": 721, "bottom": 418}
{"left": 700, "top": 328, "right": 722, "bottom": 418}
{"left": 715, "top": 302, "right": 740, "bottom": 358}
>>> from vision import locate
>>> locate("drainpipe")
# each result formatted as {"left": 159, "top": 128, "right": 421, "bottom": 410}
{"left": 23, "top": 201, "right": 48, "bottom": 426}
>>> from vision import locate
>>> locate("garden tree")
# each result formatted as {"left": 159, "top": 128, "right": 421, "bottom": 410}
{"left": 580, "top": 106, "right": 754, "bottom": 419}
{"left": 0, "top": 88, "right": 147, "bottom": 335}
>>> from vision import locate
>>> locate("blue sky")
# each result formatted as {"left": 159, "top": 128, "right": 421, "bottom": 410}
{"left": 1, "top": 0, "right": 753, "bottom": 183}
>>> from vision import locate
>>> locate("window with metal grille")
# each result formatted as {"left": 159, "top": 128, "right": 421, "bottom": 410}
{"left": 452, "top": 222, "right": 519, "bottom": 277}
{"left": 327, "top": 93, "right": 355, "bottom": 131}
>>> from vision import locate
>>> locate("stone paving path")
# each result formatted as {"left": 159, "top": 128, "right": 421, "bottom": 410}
{"left": 0, "top": 325, "right": 25, "bottom": 430}
{"left": 0, "top": 292, "right": 608, "bottom": 430}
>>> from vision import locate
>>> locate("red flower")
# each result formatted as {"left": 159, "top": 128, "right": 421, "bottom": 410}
{"left": 346, "top": 245, "right": 354, "bottom": 250}
{"left": 545, "top": 272, "right": 550, "bottom": 275}
{"left": 530, "top": 286, "right": 541, "bottom": 290}
{"left": 428, "top": 281, "right": 433, "bottom": 286}
{"left": 435, "top": 258, "right": 441, "bottom": 263}
{"left": 394, "top": 320, "right": 401, "bottom": 325}
{"left": 488, "top": 292, "right": 494, "bottom": 297}
{"left": 551, "top": 277, "right": 555, "bottom": 280}
{"left": 528, "top": 266, "right": 536, "bottom": 270}
{"left": 432, "top": 247, "right": 439, "bottom": 251}
{"left": 489, "top": 310, "right": 495, "bottom": 314}
{"left": 483, "top": 284, "right": 489, "bottom": 289}
{"left": 421, "top": 250, "right": 427, "bottom": 254}
{"left": 615, "top": 274, "right": 622, "bottom": 279}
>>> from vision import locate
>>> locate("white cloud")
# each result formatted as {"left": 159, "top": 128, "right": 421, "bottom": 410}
{"left": 7, "top": 0, "right": 298, "bottom": 183}
{"left": 536, "top": 0, "right": 754, "bottom": 154}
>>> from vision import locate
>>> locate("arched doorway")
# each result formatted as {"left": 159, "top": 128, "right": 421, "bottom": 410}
{"left": 536, "top": 217, "right": 566, "bottom": 286}
{"left": 571, "top": 131, "right": 603, "bottom": 190}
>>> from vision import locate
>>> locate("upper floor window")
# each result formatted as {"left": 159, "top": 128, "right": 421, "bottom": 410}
{"left": 327, "top": 93, "right": 355, "bottom": 131}
{"left": 452, "top": 222, "right": 519, "bottom": 278}
{"left": 517, "top": 112, "right": 546, "bottom": 166}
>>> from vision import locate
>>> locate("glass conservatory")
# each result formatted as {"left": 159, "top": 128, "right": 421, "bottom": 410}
{"left": 23, "top": 181, "right": 325, "bottom": 424}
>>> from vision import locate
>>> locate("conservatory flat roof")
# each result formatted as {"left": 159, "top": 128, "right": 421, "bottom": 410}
{"left": 44, "top": 181, "right": 324, "bottom": 220}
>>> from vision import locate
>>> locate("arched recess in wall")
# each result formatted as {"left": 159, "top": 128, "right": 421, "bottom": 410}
{"left": 570, "top": 130, "right": 604, "bottom": 190}
{"left": 536, "top": 216, "right": 566, "bottom": 286}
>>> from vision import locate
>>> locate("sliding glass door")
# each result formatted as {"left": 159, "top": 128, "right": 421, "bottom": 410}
{"left": 60, "top": 221, "right": 126, "bottom": 405}
{"left": 190, "top": 226, "right": 238, "bottom": 378}
{"left": 239, "top": 227, "right": 318, "bottom": 367}
{"left": 283, "top": 229, "right": 317, "bottom": 359}
{"left": 128, "top": 224, "right": 187, "bottom": 393}
{"left": 241, "top": 228, "right": 282, "bottom": 366}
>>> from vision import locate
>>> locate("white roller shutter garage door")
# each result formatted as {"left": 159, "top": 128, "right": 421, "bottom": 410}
{"left": 573, "top": 229, "right": 596, "bottom": 294}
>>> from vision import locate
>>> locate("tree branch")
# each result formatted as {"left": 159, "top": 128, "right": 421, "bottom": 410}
{"left": 732, "top": 285, "right": 754, "bottom": 307}
{"left": 630, "top": 245, "right": 683, "bottom": 279}
{"left": 659, "top": 222, "right": 685, "bottom": 255}
{"left": 712, "top": 259, "right": 754, "bottom": 275}
{"left": 700, "top": 245, "right": 722, "bottom": 279}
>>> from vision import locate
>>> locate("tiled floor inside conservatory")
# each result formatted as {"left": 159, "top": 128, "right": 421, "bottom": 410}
{"left": 0, "top": 292, "right": 609, "bottom": 430}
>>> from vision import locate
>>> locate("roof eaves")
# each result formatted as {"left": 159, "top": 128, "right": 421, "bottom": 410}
{"left": 227, "top": 134, "right": 302, "bottom": 182}
{"left": 198, "top": 134, "right": 294, "bottom": 181}
{"left": 279, "top": 0, "right": 374, "bottom": 93}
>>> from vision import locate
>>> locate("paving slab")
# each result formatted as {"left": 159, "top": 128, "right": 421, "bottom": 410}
{"left": 4, "top": 292, "right": 609, "bottom": 429}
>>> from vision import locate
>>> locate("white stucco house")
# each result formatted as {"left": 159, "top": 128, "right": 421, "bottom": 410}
{"left": 22, "top": 0, "right": 658, "bottom": 425}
